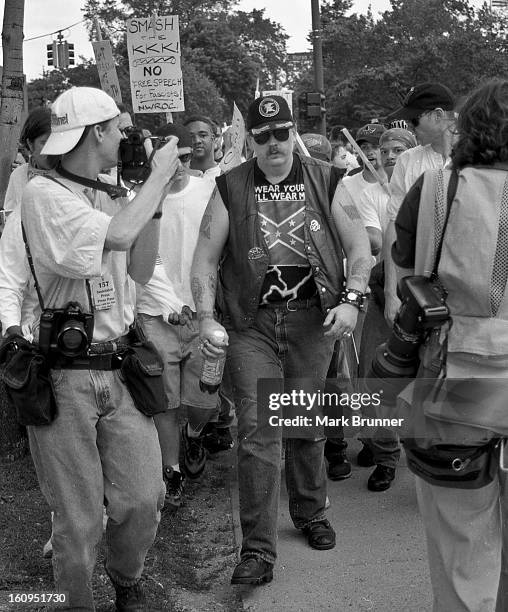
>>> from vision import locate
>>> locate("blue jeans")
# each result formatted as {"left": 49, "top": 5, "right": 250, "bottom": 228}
{"left": 225, "top": 303, "right": 335, "bottom": 564}
{"left": 28, "top": 369, "right": 165, "bottom": 611}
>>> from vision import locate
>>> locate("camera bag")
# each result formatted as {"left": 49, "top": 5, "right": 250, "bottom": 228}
{"left": 0, "top": 334, "right": 57, "bottom": 426}
{"left": 402, "top": 169, "right": 501, "bottom": 489}
{"left": 119, "top": 320, "right": 166, "bottom": 417}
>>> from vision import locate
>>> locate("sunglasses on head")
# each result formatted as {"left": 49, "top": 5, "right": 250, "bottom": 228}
{"left": 178, "top": 152, "right": 192, "bottom": 163}
{"left": 252, "top": 128, "right": 291, "bottom": 145}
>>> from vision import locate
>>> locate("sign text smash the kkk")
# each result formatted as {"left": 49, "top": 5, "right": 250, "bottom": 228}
{"left": 126, "top": 15, "right": 184, "bottom": 113}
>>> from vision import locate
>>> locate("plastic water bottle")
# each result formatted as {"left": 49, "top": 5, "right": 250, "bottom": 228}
{"left": 199, "top": 330, "right": 227, "bottom": 394}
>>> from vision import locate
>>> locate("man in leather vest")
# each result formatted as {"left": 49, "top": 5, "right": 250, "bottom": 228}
{"left": 191, "top": 95, "right": 371, "bottom": 585}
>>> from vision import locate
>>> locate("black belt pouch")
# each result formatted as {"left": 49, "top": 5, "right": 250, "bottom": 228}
{"left": 120, "top": 341, "right": 166, "bottom": 416}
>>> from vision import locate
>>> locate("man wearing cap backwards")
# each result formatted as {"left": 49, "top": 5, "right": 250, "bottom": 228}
{"left": 191, "top": 95, "right": 371, "bottom": 584}
{"left": 20, "top": 87, "right": 179, "bottom": 611}
{"left": 382, "top": 82, "right": 457, "bottom": 324}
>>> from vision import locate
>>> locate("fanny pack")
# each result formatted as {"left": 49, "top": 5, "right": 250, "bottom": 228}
{"left": 0, "top": 334, "right": 57, "bottom": 426}
{"left": 403, "top": 437, "right": 500, "bottom": 489}
{"left": 120, "top": 321, "right": 166, "bottom": 417}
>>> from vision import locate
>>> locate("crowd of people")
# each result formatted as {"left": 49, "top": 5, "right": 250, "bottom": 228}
{"left": 0, "top": 77, "right": 507, "bottom": 611}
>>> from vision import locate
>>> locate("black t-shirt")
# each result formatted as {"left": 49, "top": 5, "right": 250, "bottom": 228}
{"left": 217, "top": 154, "right": 342, "bottom": 303}
{"left": 391, "top": 173, "right": 424, "bottom": 269}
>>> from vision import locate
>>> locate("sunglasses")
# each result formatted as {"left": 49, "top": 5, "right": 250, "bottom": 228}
{"left": 252, "top": 128, "right": 291, "bottom": 145}
{"left": 410, "top": 111, "right": 431, "bottom": 128}
{"left": 178, "top": 153, "right": 192, "bottom": 163}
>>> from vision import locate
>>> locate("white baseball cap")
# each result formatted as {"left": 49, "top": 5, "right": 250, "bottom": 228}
{"left": 41, "top": 87, "right": 120, "bottom": 155}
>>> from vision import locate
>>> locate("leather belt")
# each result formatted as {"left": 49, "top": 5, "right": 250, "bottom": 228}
{"left": 53, "top": 335, "right": 132, "bottom": 370}
{"left": 259, "top": 295, "right": 319, "bottom": 312}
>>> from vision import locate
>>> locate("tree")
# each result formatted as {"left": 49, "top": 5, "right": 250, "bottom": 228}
{"left": 0, "top": 0, "right": 25, "bottom": 209}
{"left": 303, "top": 0, "right": 508, "bottom": 130}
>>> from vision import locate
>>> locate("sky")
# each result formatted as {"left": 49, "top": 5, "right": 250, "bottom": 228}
{"left": 0, "top": 0, "right": 490, "bottom": 81}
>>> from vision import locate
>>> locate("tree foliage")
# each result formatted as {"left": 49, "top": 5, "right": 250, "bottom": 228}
{"left": 312, "top": 0, "right": 508, "bottom": 130}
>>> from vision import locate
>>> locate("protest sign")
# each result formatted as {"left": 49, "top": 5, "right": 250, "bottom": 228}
{"left": 220, "top": 103, "right": 245, "bottom": 172}
{"left": 92, "top": 40, "right": 122, "bottom": 104}
{"left": 126, "top": 15, "right": 184, "bottom": 113}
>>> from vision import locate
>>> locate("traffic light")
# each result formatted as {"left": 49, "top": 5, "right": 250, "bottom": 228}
{"left": 47, "top": 42, "right": 57, "bottom": 67}
{"left": 306, "top": 92, "right": 326, "bottom": 118}
{"left": 67, "top": 43, "right": 74, "bottom": 66}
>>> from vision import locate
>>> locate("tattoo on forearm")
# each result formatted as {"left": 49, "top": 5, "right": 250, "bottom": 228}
{"left": 207, "top": 273, "right": 216, "bottom": 293}
{"left": 342, "top": 205, "right": 362, "bottom": 222}
{"left": 191, "top": 277, "right": 204, "bottom": 305}
{"left": 198, "top": 310, "right": 215, "bottom": 322}
{"left": 200, "top": 213, "right": 212, "bottom": 239}
{"left": 348, "top": 257, "right": 371, "bottom": 288}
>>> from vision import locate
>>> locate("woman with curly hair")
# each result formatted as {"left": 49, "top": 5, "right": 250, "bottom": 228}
{"left": 391, "top": 78, "right": 508, "bottom": 612}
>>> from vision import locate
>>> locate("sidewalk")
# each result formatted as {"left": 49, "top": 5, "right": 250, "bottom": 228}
{"left": 231, "top": 438, "right": 432, "bottom": 612}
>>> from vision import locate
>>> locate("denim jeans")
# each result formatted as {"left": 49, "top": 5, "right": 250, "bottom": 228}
{"left": 225, "top": 303, "right": 335, "bottom": 564}
{"left": 28, "top": 369, "right": 165, "bottom": 611}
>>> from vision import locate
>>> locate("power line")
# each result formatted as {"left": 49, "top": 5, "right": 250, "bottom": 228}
{"left": 24, "top": 19, "right": 86, "bottom": 43}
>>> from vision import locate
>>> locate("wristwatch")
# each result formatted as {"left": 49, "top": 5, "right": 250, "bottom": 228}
{"left": 339, "top": 288, "right": 367, "bottom": 312}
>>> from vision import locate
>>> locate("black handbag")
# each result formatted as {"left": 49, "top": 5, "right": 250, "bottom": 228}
{"left": 0, "top": 335, "right": 57, "bottom": 426}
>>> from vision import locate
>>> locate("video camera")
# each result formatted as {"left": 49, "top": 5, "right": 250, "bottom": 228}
{"left": 39, "top": 302, "right": 94, "bottom": 358}
{"left": 118, "top": 126, "right": 167, "bottom": 184}
{"left": 367, "top": 276, "right": 450, "bottom": 398}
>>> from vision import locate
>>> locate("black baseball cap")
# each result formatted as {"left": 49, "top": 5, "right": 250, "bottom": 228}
{"left": 356, "top": 123, "right": 386, "bottom": 146}
{"left": 385, "top": 82, "right": 455, "bottom": 124}
{"left": 155, "top": 123, "right": 192, "bottom": 150}
{"left": 246, "top": 95, "right": 294, "bottom": 134}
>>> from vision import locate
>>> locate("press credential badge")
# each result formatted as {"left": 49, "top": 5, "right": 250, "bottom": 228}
{"left": 90, "top": 275, "right": 116, "bottom": 311}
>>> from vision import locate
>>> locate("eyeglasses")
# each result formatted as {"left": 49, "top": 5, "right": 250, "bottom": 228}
{"left": 252, "top": 128, "right": 291, "bottom": 146}
{"left": 178, "top": 153, "right": 192, "bottom": 163}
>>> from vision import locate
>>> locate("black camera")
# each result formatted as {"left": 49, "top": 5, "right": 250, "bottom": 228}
{"left": 38, "top": 302, "right": 94, "bottom": 358}
{"left": 367, "top": 275, "right": 450, "bottom": 393}
{"left": 118, "top": 127, "right": 166, "bottom": 184}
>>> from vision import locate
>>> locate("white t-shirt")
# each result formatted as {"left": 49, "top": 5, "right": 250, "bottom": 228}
{"left": 387, "top": 144, "right": 448, "bottom": 220}
{"left": 4, "top": 162, "right": 53, "bottom": 212}
{"left": 358, "top": 182, "right": 389, "bottom": 234}
{"left": 0, "top": 207, "right": 36, "bottom": 331}
{"left": 342, "top": 171, "right": 376, "bottom": 207}
{"left": 136, "top": 175, "right": 215, "bottom": 317}
{"left": 21, "top": 173, "right": 136, "bottom": 342}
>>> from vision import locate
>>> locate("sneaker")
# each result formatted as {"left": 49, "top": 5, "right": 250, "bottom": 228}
{"left": 327, "top": 452, "right": 352, "bottom": 480}
{"left": 181, "top": 423, "right": 207, "bottom": 479}
{"left": 201, "top": 423, "right": 234, "bottom": 454}
{"left": 162, "top": 467, "right": 185, "bottom": 512}
{"left": 112, "top": 580, "right": 146, "bottom": 611}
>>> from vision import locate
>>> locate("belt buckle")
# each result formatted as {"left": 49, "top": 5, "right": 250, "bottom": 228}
{"left": 286, "top": 297, "right": 297, "bottom": 312}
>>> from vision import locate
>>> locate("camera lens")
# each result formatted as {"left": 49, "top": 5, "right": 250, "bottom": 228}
{"left": 57, "top": 319, "right": 88, "bottom": 357}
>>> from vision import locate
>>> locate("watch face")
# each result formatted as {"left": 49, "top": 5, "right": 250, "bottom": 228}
{"left": 347, "top": 292, "right": 358, "bottom": 301}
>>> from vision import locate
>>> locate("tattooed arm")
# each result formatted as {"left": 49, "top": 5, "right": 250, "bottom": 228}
{"left": 321, "top": 183, "right": 373, "bottom": 338}
{"left": 190, "top": 186, "right": 230, "bottom": 356}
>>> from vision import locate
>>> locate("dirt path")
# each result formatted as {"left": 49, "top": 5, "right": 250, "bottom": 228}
{"left": 0, "top": 449, "right": 241, "bottom": 611}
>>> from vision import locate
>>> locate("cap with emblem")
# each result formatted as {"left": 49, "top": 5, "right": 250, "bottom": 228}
{"left": 385, "top": 82, "right": 455, "bottom": 124}
{"left": 246, "top": 95, "right": 294, "bottom": 135}
{"left": 301, "top": 133, "right": 332, "bottom": 162}
{"left": 41, "top": 87, "right": 120, "bottom": 156}
{"left": 355, "top": 123, "right": 386, "bottom": 146}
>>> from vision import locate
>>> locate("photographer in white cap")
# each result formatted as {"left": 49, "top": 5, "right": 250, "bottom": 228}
{"left": 20, "top": 87, "right": 179, "bottom": 611}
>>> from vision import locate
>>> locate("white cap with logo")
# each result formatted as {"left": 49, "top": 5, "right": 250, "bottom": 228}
{"left": 41, "top": 87, "right": 120, "bottom": 155}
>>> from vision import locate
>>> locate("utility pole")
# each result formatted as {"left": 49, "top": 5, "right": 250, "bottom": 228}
{"left": 311, "top": 0, "right": 326, "bottom": 136}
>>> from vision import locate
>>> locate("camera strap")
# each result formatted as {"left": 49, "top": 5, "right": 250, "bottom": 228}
{"left": 56, "top": 163, "right": 128, "bottom": 200}
{"left": 21, "top": 175, "right": 95, "bottom": 316}
{"left": 431, "top": 168, "right": 459, "bottom": 280}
